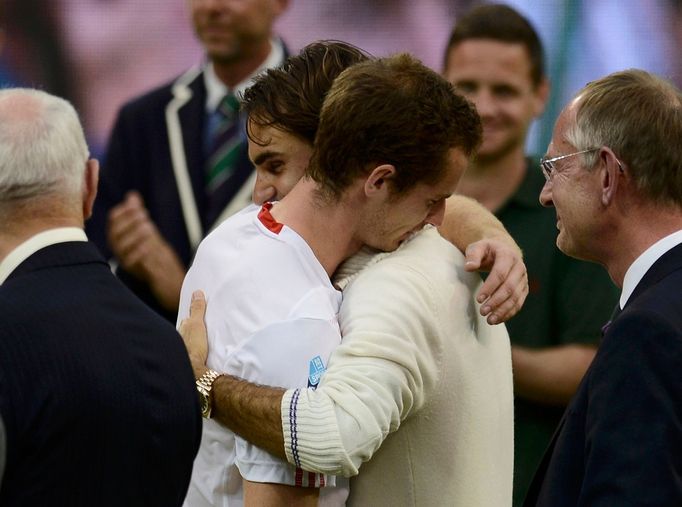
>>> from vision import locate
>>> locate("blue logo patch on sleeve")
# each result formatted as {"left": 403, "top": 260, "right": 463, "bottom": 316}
{"left": 307, "top": 355, "right": 326, "bottom": 389}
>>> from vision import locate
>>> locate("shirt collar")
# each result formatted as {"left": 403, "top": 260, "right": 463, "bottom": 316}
{"left": 0, "top": 227, "right": 87, "bottom": 285}
{"left": 620, "top": 229, "right": 682, "bottom": 308}
{"left": 204, "top": 38, "right": 285, "bottom": 112}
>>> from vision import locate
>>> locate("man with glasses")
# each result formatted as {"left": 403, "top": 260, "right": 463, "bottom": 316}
{"left": 442, "top": 5, "right": 619, "bottom": 503}
{"left": 540, "top": 149, "right": 599, "bottom": 180}
{"left": 524, "top": 68, "right": 682, "bottom": 506}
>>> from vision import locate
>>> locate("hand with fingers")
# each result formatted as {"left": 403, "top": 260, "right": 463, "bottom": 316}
{"left": 178, "top": 290, "right": 209, "bottom": 377}
{"left": 464, "top": 237, "right": 528, "bottom": 325}
{"left": 106, "top": 191, "right": 186, "bottom": 311}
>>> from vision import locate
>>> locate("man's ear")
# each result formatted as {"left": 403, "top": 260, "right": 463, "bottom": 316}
{"left": 363, "top": 164, "right": 396, "bottom": 197}
{"left": 82, "top": 159, "right": 99, "bottom": 220}
{"left": 533, "top": 77, "right": 550, "bottom": 118}
{"left": 599, "top": 147, "right": 623, "bottom": 207}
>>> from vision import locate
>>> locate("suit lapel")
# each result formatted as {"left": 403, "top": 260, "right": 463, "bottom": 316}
{"left": 165, "top": 67, "right": 205, "bottom": 253}
{"left": 177, "top": 75, "right": 207, "bottom": 227}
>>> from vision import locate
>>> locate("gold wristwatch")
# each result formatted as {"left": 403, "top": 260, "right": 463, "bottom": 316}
{"left": 196, "top": 369, "right": 222, "bottom": 418}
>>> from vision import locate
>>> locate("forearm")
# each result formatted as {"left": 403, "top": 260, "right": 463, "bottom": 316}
{"left": 209, "top": 372, "right": 287, "bottom": 459}
{"left": 145, "top": 262, "right": 185, "bottom": 312}
{"left": 439, "top": 194, "right": 514, "bottom": 252}
{"left": 511, "top": 344, "right": 596, "bottom": 405}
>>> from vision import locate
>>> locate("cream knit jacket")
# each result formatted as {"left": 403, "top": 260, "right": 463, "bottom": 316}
{"left": 281, "top": 227, "right": 514, "bottom": 506}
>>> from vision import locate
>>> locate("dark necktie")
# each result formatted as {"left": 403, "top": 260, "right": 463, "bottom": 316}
{"left": 204, "top": 93, "right": 244, "bottom": 226}
{"left": 601, "top": 302, "right": 622, "bottom": 336}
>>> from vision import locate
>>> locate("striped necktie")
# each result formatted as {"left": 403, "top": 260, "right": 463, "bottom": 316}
{"left": 206, "top": 93, "right": 242, "bottom": 190}
{"left": 204, "top": 93, "right": 246, "bottom": 227}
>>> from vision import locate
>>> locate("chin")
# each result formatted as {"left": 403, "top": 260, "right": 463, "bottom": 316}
{"left": 556, "top": 234, "right": 581, "bottom": 260}
{"left": 207, "top": 45, "right": 241, "bottom": 64}
{"left": 380, "top": 237, "right": 404, "bottom": 253}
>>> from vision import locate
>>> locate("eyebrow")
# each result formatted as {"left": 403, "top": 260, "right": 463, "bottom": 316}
{"left": 252, "top": 150, "right": 281, "bottom": 166}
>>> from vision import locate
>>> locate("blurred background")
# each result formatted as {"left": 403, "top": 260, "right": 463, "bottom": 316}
{"left": 2, "top": 0, "right": 680, "bottom": 158}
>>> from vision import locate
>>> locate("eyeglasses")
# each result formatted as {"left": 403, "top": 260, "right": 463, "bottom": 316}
{"left": 540, "top": 148, "right": 599, "bottom": 181}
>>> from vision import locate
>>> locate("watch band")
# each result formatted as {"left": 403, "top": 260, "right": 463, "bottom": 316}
{"left": 196, "top": 369, "right": 222, "bottom": 418}
{"left": 196, "top": 369, "right": 222, "bottom": 392}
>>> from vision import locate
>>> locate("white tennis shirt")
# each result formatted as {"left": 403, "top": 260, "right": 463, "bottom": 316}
{"left": 179, "top": 203, "right": 342, "bottom": 506}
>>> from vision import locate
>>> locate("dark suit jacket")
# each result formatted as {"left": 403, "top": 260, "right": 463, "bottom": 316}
{"left": 0, "top": 241, "right": 202, "bottom": 506}
{"left": 524, "top": 243, "right": 682, "bottom": 506}
{"left": 87, "top": 64, "right": 266, "bottom": 320}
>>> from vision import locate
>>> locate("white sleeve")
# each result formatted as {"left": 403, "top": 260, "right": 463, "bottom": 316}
{"left": 224, "top": 317, "right": 341, "bottom": 487}
{"left": 282, "top": 260, "right": 447, "bottom": 477}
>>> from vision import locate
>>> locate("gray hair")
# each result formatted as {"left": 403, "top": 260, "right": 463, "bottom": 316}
{"left": 565, "top": 69, "right": 682, "bottom": 206}
{"left": 0, "top": 88, "right": 89, "bottom": 202}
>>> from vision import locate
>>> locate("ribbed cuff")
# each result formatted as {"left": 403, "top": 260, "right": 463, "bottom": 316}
{"left": 281, "top": 388, "right": 358, "bottom": 477}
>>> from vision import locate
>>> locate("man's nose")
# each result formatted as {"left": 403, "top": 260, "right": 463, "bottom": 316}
{"left": 539, "top": 180, "right": 554, "bottom": 207}
{"left": 471, "top": 89, "right": 495, "bottom": 118}
{"left": 252, "top": 184, "right": 277, "bottom": 205}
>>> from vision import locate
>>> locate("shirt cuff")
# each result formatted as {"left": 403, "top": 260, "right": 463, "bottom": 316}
{"left": 282, "top": 388, "right": 358, "bottom": 477}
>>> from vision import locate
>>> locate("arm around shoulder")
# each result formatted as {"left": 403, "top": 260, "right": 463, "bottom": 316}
{"left": 439, "top": 195, "right": 528, "bottom": 324}
{"left": 282, "top": 254, "right": 448, "bottom": 476}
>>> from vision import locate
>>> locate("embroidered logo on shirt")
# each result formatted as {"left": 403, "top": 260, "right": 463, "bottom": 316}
{"left": 307, "top": 355, "right": 326, "bottom": 389}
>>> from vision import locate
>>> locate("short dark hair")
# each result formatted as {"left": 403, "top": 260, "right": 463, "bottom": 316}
{"left": 445, "top": 3, "right": 545, "bottom": 86}
{"left": 308, "top": 53, "right": 482, "bottom": 199}
{"left": 242, "top": 40, "right": 371, "bottom": 145}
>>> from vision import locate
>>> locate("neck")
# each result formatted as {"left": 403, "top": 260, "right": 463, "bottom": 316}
{"left": 456, "top": 146, "right": 527, "bottom": 212}
{"left": 0, "top": 194, "right": 84, "bottom": 262}
{"left": 600, "top": 204, "right": 682, "bottom": 287}
{"left": 0, "top": 216, "right": 83, "bottom": 264}
{"left": 211, "top": 39, "right": 272, "bottom": 88}
{"left": 270, "top": 179, "right": 361, "bottom": 277}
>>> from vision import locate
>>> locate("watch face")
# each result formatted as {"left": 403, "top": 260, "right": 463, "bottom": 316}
{"left": 199, "top": 390, "right": 211, "bottom": 418}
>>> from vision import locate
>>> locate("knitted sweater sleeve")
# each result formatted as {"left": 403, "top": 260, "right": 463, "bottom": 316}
{"left": 281, "top": 248, "right": 447, "bottom": 477}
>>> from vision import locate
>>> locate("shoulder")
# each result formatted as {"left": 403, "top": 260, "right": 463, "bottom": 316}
{"left": 349, "top": 228, "right": 473, "bottom": 297}
{"left": 617, "top": 260, "right": 682, "bottom": 332}
{"left": 191, "top": 206, "right": 334, "bottom": 299}
{"left": 376, "top": 228, "right": 460, "bottom": 270}
{"left": 195, "top": 205, "right": 277, "bottom": 263}
{"left": 116, "top": 68, "right": 204, "bottom": 120}
{"left": 595, "top": 302, "right": 682, "bottom": 387}
{"left": 342, "top": 229, "right": 477, "bottom": 327}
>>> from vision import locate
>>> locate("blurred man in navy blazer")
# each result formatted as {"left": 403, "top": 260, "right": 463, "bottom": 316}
{"left": 86, "top": 0, "right": 290, "bottom": 321}
{"left": 524, "top": 69, "right": 682, "bottom": 506}
{"left": 0, "top": 88, "right": 202, "bottom": 505}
